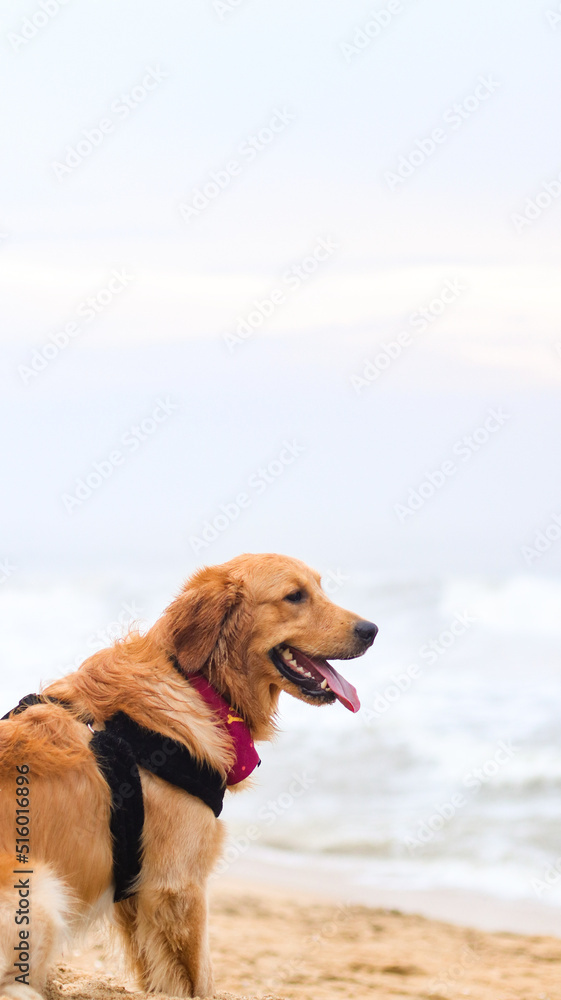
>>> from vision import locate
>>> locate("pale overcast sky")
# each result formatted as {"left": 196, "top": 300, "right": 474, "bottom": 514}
{"left": 1, "top": 0, "right": 560, "bottom": 579}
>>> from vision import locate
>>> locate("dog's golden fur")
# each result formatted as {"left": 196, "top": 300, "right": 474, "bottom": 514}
{"left": 0, "top": 553, "right": 374, "bottom": 999}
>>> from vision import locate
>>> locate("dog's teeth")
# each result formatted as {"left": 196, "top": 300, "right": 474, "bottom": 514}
{"left": 320, "top": 679, "right": 329, "bottom": 689}
{"left": 281, "top": 650, "right": 299, "bottom": 667}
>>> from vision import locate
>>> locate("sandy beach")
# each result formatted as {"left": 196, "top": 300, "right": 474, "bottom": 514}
{"left": 50, "top": 877, "right": 561, "bottom": 1000}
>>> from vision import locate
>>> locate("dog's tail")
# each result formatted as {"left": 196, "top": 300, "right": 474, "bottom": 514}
{"left": 0, "top": 854, "right": 73, "bottom": 1000}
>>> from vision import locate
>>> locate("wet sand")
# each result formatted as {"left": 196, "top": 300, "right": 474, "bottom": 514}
{"left": 49, "top": 877, "right": 561, "bottom": 1000}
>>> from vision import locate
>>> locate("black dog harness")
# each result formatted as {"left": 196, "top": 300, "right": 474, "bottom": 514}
{"left": 2, "top": 692, "right": 227, "bottom": 901}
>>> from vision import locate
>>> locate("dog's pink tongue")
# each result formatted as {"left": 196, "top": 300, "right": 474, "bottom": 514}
{"left": 294, "top": 650, "right": 361, "bottom": 713}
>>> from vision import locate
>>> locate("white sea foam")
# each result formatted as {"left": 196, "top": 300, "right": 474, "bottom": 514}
{"left": 1, "top": 569, "right": 560, "bottom": 908}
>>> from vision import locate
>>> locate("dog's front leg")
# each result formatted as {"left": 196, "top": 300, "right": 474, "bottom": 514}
{"left": 117, "top": 883, "right": 214, "bottom": 998}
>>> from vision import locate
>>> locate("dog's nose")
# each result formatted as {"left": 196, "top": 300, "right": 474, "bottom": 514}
{"left": 354, "top": 620, "right": 378, "bottom": 645}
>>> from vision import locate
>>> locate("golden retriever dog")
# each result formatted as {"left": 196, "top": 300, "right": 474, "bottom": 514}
{"left": 0, "top": 553, "right": 377, "bottom": 999}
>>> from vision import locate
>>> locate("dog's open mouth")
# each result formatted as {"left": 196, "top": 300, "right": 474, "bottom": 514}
{"left": 270, "top": 645, "right": 361, "bottom": 713}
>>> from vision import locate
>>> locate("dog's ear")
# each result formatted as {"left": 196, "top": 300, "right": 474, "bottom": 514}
{"left": 163, "top": 565, "right": 251, "bottom": 675}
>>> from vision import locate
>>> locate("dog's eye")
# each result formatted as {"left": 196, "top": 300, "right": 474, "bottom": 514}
{"left": 284, "top": 589, "right": 305, "bottom": 603}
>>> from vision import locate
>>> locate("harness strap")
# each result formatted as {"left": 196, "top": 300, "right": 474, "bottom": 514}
{"left": 89, "top": 727, "right": 145, "bottom": 902}
{"left": 170, "top": 660, "right": 261, "bottom": 785}
{"left": 1, "top": 693, "right": 74, "bottom": 720}
{"left": 1, "top": 694, "right": 226, "bottom": 902}
{"left": 105, "top": 711, "right": 226, "bottom": 817}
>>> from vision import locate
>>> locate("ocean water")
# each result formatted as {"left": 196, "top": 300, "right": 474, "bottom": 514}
{"left": 1, "top": 569, "right": 560, "bottom": 910}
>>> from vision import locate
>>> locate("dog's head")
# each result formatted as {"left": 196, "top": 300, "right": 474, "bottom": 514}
{"left": 159, "top": 553, "right": 377, "bottom": 737}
